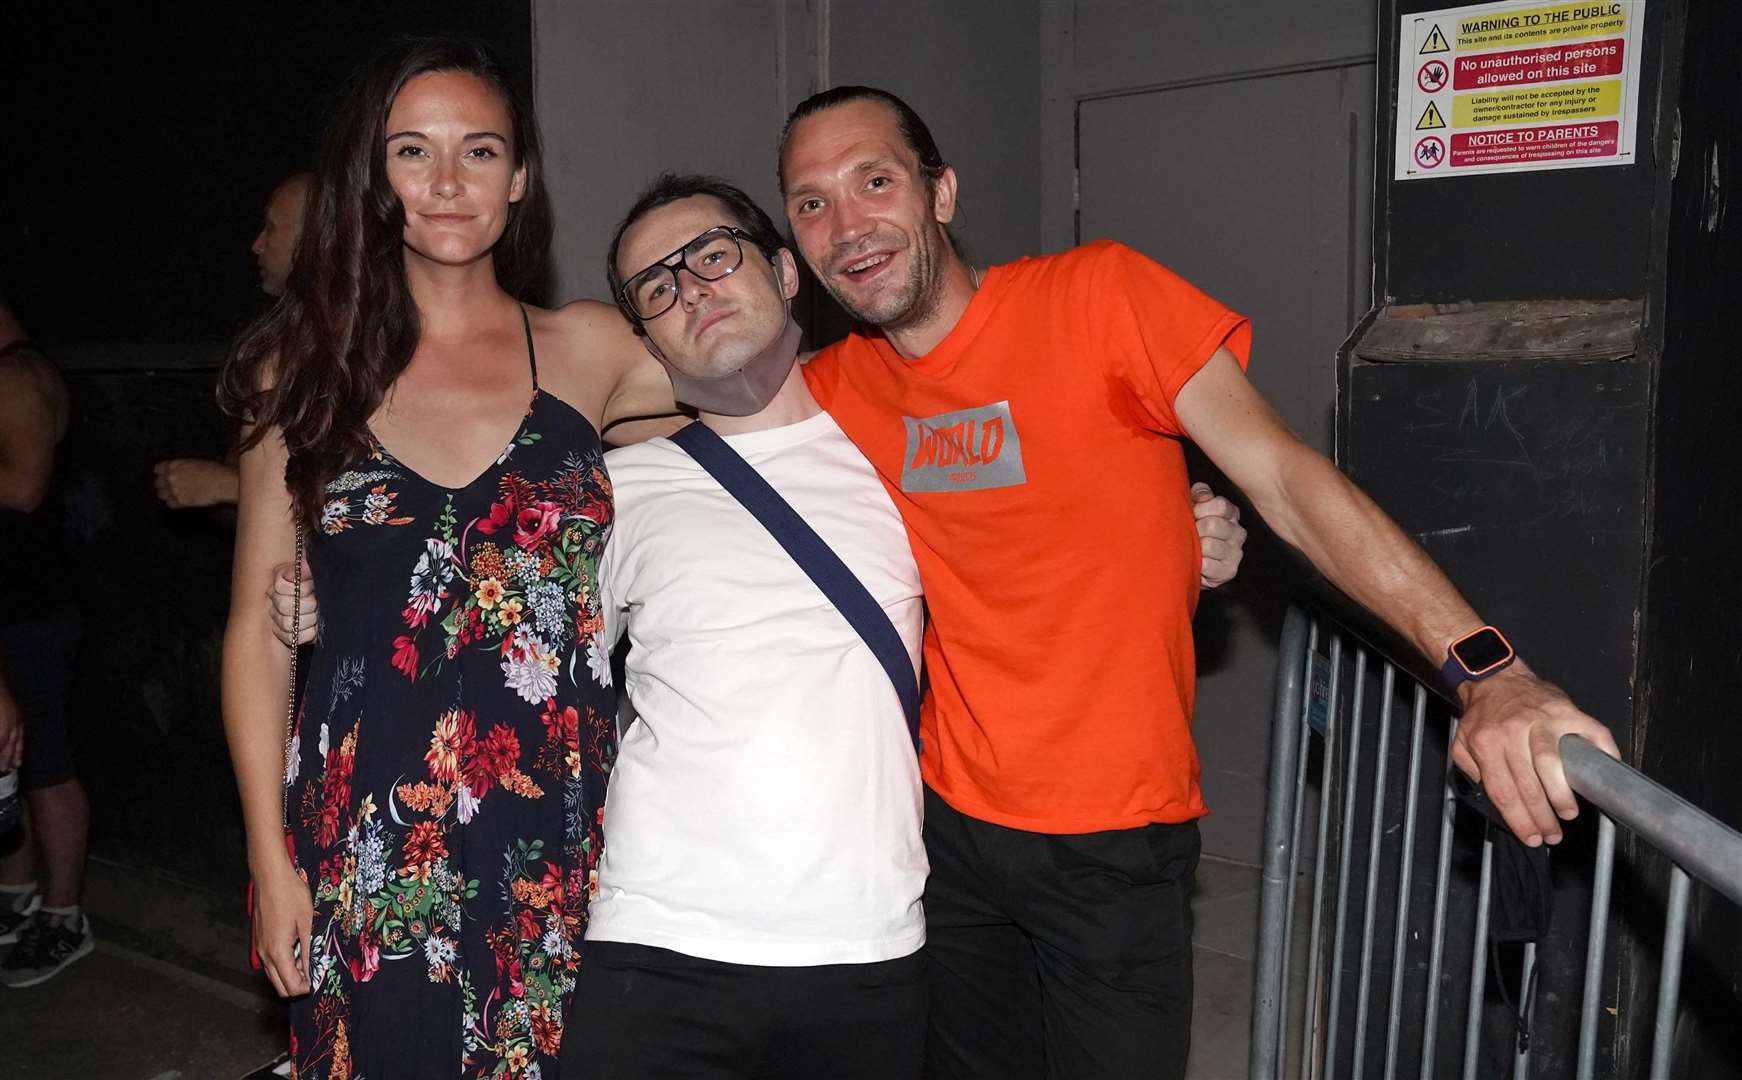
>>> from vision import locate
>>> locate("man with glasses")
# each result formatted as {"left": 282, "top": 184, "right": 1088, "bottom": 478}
{"left": 563, "top": 175, "right": 929, "bottom": 1076}
{"left": 563, "top": 174, "right": 1246, "bottom": 1077}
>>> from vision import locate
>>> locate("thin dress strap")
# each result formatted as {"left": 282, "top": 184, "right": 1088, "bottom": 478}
{"left": 519, "top": 304, "right": 538, "bottom": 391}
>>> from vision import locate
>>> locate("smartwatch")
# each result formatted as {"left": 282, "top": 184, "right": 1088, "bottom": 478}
{"left": 1440, "top": 626, "right": 1515, "bottom": 692}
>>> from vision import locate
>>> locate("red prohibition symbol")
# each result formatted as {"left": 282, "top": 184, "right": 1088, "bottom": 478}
{"left": 1415, "top": 135, "right": 1446, "bottom": 169}
{"left": 1418, "top": 60, "right": 1449, "bottom": 93}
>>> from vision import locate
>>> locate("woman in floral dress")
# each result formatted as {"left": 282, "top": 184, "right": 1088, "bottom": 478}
{"left": 219, "top": 39, "right": 677, "bottom": 1079}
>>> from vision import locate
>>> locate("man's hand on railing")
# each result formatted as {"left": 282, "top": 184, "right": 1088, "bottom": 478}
{"left": 1450, "top": 661, "right": 1621, "bottom": 848}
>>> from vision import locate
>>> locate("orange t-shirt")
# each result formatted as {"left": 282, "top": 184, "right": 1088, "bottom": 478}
{"left": 804, "top": 240, "right": 1251, "bottom": 833}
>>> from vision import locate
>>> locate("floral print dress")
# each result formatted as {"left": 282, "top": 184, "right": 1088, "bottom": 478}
{"left": 285, "top": 311, "right": 614, "bottom": 1079}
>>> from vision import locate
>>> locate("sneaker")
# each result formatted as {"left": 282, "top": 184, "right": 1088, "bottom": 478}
{"left": 0, "top": 911, "right": 93, "bottom": 988}
{"left": 0, "top": 893, "right": 40, "bottom": 946}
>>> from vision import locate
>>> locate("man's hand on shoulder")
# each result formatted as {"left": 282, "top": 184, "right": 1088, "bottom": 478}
{"left": 268, "top": 560, "right": 319, "bottom": 648}
{"left": 1450, "top": 662, "right": 1620, "bottom": 846}
{"left": 1191, "top": 482, "right": 1246, "bottom": 589}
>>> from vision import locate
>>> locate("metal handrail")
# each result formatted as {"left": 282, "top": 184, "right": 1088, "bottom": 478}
{"left": 1559, "top": 733, "right": 1742, "bottom": 908}
{"left": 1280, "top": 582, "right": 1742, "bottom": 908}
{"left": 1251, "top": 585, "right": 1742, "bottom": 1080}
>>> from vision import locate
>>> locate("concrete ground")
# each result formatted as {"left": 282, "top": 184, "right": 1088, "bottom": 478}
{"left": 1, "top": 856, "right": 1284, "bottom": 1079}
{"left": 0, "top": 857, "right": 287, "bottom": 1079}
{"left": 1188, "top": 855, "right": 1283, "bottom": 1080}
{"left": 0, "top": 935, "right": 286, "bottom": 1079}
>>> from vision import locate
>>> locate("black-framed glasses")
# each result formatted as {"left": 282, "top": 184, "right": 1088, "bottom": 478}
{"left": 619, "top": 226, "right": 750, "bottom": 321}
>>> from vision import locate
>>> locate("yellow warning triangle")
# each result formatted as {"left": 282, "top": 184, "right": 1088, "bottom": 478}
{"left": 1420, "top": 24, "right": 1450, "bottom": 54}
{"left": 1415, "top": 101, "right": 1447, "bottom": 130}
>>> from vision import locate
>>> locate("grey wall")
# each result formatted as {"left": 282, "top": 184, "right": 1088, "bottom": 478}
{"left": 825, "top": 2, "right": 1042, "bottom": 267}
{"left": 534, "top": 1, "right": 792, "bottom": 302}
{"left": 533, "top": 0, "right": 1040, "bottom": 303}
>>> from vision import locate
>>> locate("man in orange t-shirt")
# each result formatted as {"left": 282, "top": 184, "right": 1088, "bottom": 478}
{"left": 805, "top": 236, "right": 1248, "bottom": 836}
{"left": 779, "top": 87, "right": 1618, "bottom": 1079}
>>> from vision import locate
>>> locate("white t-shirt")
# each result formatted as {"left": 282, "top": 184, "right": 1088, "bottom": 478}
{"left": 586, "top": 409, "right": 928, "bottom": 967}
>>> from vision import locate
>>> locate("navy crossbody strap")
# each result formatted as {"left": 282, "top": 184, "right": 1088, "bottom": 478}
{"left": 669, "top": 422, "right": 922, "bottom": 752}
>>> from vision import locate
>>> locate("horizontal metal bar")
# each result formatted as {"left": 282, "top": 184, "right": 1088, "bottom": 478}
{"left": 1561, "top": 735, "right": 1742, "bottom": 907}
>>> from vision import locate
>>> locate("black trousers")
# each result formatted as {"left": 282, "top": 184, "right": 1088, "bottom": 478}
{"left": 0, "top": 609, "right": 81, "bottom": 790}
{"left": 922, "top": 786, "right": 1200, "bottom": 1080}
{"left": 565, "top": 940, "right": 927, "bottom": 1078}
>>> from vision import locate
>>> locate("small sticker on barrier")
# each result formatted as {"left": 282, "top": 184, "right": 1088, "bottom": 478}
{"left": 1308, "top": 652, "right": 1332, "bottom": 736}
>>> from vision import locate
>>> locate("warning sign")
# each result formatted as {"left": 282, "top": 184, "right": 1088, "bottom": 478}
{"left": 1451, "top": 121, "right": 1618, "bottom": 167}
{"left": 1453, "top": 39, "right": 1626, "bottom": 90}
{"left": 1454, "top": 79, "right": 1621, "bottom": 126}
{"left": 1394, "top": 0, "right": 1642, "bottom": 181}
{"left": 1415, "top": 136, "right": 1447, "bottom": 169}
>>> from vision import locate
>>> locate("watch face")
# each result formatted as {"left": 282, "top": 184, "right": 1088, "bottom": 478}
{"left": 1454, "top": 627, "right": 1513, "bottom": 674}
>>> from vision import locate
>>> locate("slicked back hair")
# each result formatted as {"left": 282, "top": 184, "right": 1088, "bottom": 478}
{"left": 778, "top": 85, "right": 948, "bottom": 197}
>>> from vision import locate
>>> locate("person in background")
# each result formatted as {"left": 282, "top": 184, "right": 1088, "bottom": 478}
{"left": 154, "top": 171, "right": 311, "bottom": 511}
{"left": 0, "top": 299, "right": 93, "bottom": 988}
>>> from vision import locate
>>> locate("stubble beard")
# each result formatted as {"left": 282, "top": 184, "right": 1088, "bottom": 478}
{"left": 824, "top": 229, "right": 947, "bottom": 334}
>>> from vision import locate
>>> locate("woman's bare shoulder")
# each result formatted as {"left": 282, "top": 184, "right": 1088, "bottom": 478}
{"left": 522, "top": 300, "right": 644, "bottom": 419}
{"left": 531, "top": 298, "right": 634, "bottom": 345}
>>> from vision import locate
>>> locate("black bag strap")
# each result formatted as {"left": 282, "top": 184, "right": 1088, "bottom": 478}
{"left": 669, "top": 421, "right": 921, "bottom": 752}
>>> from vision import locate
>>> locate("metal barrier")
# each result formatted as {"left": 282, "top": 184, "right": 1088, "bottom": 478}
{"left": 1249, "top": 588, "right": 1742, "bottom": 1080}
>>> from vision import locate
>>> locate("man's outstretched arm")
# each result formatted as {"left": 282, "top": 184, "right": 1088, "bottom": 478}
{"left": 1175, "top": 347, "right": 1620, "bottom": 847}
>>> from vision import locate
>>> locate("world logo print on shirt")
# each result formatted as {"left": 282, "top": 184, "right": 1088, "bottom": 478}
{"left": 899, "top": 401, "right": 1027, "bottom": 493}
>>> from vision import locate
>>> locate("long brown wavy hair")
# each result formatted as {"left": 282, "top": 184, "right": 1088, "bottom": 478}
{"left": 219, "top": 37, "right": 553, "bottom": 526}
